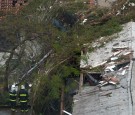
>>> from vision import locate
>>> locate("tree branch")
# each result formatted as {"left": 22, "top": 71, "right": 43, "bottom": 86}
{"left": 45, "top": 56, "right": 72, "bottom": 75}
{"left": 19, "top": 50, "right": 53, "bottom": 82}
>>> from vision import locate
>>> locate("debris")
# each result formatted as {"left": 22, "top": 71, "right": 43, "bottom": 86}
{"left": 116, "top": 10, "right": 121, "bottom": 16}
{"left": 112, "top": 46, "right": 129, "bottom": 51}
{"left": 112, "top": 50, "right": 121, "bottom": 56}
{"left": 129, "top": 3, "right": 135, "bottom": 7}
{"left": 121, "top": 69, "right": 127, "bottom": 75}
{"left": 113, "top": 43, "right": 119, "bottom": 46}
{"left": 108, "top": 80, "right": 117, "bottom": 85}
{"left": 98, "top": 74, "right": 119, "bottom": 87}
{"left": 73, "top": 99, "right": 79, "bottom": 103}
{"left": 85, "top": 73, "right": 102, "bottom": 86}
{"left": 121, "top": 5, "right": 126, "bottom": 10}
{"left": 111, "top": 56, "right": 118, "bottom": 61}
{"left": 63, "top": 110, "right": 72, "bottom": 115}
{"left": 116, "top": 61, "right": 130, "bottom": 70}
{"left": 86, "top": 73, "right": 99, "bottom": 86}
{"left": 109, "top": 77, "right": 119, "bottom": 84}
{"left": 98, "top": 81, "right": 108, "bottom": 87}
{"left": 80, "top": 19, "right": 88, "bottom": 25}
{"left": 93, "top": 61, "right": 107, "bottom": 68}
{"left": 123, "top": 51, "right": 132, "bottom": 56}
{"left": 107, "top": 61, "right": 115, "bottom": 65}
{"left": 105, "top": 65, "right": 116, "bottom": 72}
{"left": 100, "top": 91, "right": 112, "bottom": 97}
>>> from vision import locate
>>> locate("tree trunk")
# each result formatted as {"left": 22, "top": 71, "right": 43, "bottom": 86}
{"left": 79, "top": 72, "right": 83, "bottom": 93}
{"left": 3, "top": 72, "right": 9, "bottom": 91}
{"left": 3, "top": 48, "right": 15, "bottom": 91}
{"left": 60, "top": 85, "right": 64, "bottom": 115}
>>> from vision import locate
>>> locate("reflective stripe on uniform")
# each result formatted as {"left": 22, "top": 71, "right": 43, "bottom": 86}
{"left": 21, "top": 110, "right": 24, "bottom": 112}
{"left": 11, "top": 108, "right": 16, "bottom": 111}
{"left": 20, "top": 100, "right": 27, "bottom": 102}
{"left": 10, "top": 99, "right": 16, "bottom": 102}
{"left": 20, "top": 94, "right": 27, "bottom": 97}
{"left": 25, "top": 110, "right": 28, "bottom": 112}
{"left": 9, "top": 93, "right": 17, "bottom": 96}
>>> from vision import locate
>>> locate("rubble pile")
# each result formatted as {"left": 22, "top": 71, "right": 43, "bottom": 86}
{"left": 80, "top": 21, "right": 135, "bottom": 91}
{"left": 115, "top": 0, "right": 135, "bottom": 16}
{"left": 81, "top": 21, "right": 135, "bottom": 69}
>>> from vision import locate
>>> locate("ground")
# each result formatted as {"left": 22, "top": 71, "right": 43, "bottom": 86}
{"left": 0, "top": 109, "right": 31, "bottom": 115}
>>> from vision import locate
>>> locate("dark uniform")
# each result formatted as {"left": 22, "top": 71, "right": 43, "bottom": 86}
{"left": 9, "top": 90, "right": 17, "bottom": 111}
{"left": 19, "top": 89, "right": 29, "bottom": 112}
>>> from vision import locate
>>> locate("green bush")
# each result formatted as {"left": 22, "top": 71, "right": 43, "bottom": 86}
{"left": 0, "top": 92, "right": 9, "bottom": 105}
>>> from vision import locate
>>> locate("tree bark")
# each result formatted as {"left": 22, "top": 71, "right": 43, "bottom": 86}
{"left": 60, "top": 85, "right": 64, "bottom": 115}
{"left": 79, "top": 72, "right": 83, "bottom": 93}
{"left": 3, "top": 47, "right": 16, "bottom": 91}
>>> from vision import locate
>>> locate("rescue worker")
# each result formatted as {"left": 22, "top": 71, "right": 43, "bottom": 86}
{"left": 9, "top": 84, "right": 17, "bottom": 112}
{"left": 19, "top": 85, "right": 29, "bottom": 112}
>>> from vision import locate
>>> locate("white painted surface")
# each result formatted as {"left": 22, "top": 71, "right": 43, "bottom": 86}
{"left": 80, "top": 21, "right": 135, "bottom": 68}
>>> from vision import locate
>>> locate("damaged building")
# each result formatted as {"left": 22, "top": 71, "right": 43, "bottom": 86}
{"left": 72, "top": 21, "right": 135, "bottom": 115}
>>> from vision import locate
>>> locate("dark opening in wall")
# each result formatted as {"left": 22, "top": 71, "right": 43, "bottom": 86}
{"left": 84, "top": 73, "right": 102, "bottom": 86}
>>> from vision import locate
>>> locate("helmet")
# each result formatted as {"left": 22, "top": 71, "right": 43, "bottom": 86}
{"left": 11, "top": 84, "right": 16, "bottom": 92}
{"left": 29, "top": 84, "right": 32, "bottom": 87}
{"left": 21, "top": 85, "right": 25, "bottom": 89}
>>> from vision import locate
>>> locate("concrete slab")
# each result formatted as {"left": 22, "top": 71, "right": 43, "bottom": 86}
{"left": 75, "top": 21, "right": 135, "bottom": 115}
{"left": 80, "top": 21, "right": 135, "bottom": 69}
{"left": 73, "top": 71, "right": 130, "bottom": 115}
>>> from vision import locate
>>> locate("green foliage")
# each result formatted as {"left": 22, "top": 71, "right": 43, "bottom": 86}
{"left": 81, "top": 54, "right": 88, "bottom": 65}
{"left": 33, "top": 74, "right": 62, "bottom": 114}
{"left": 52, "top": 43, "right": 62, "bottom": 53}
{"left": 1, "top": 0, "right": 135, "bottom": 113}
{"left": 65, "top": 79, "right": 78, "bottom": 93}
{"left": 90, "top": 66, "right": 104, "bottom": 72}
{"left": 0, "top": 11, "right": 5, "bottom": 16}
{"left": 21, "top": 0, "right": 46, "bottom": 14}
{"left": 57, "top": 65, "right": 80, "bottom": 79}
{"left": 33, "top": 61, "right": 79, "bottom": 113}
{"left": 129, "top": 0, "right": 135, "bottom": 2}
{"left": 73, "top": 17, "right": 122, "bottom": 46}
{"left": 100, "top": 18, "right": 122, "bottom": 36}
{"left": 0, "top": 92, "right": 9, "bottom": 105}
{"left": 96, "top": 8, "right": 109, "bottom": 18}
{"left": 64, "top": 2, "right": 88, "bottom": 13}
{"left": 49, "top": 75, "right": 62, "bottom": 99}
